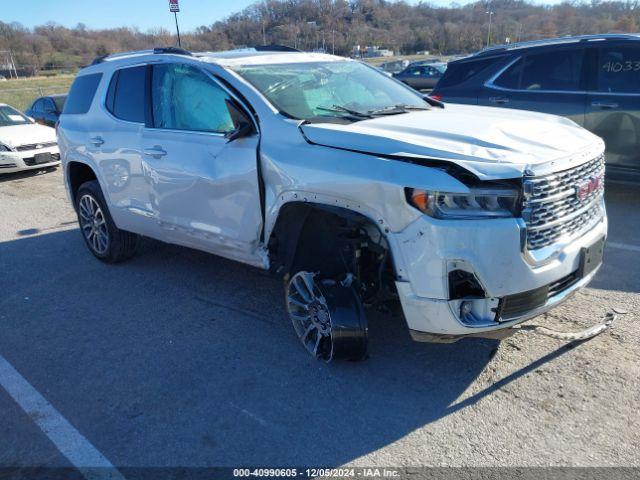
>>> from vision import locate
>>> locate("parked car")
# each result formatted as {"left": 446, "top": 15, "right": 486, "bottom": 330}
{"left": 25, "top": 94, "right": 67, "bottom": 127}
{"left": 431, "top": 34, "right": 640, "bottom": 177}
{"left": 393, "top": 63, "right": 447, "bottom": 90}
{"left": 58, "top": 47, "right": 606, "bottom": 362}
{"left": 377, "top": 59, "right": 409, "bottom": 75}
{"left": 0, "top": 103, "right": 60, "bottom": 174}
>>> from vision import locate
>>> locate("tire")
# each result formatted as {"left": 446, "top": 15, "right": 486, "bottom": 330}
{"left": 285, "top": 271, "right": 368, "bottom": 362}
{"left": 75, "top": 180, "right": 139, "bottom": 263}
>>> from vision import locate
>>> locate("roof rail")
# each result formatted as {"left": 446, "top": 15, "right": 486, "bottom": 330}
{"left": 253, "top": 44, "right": 300, "bottom": 53}
{"left": 90, "top": 54, "right": 110, "bottom": 65}
{"left": 153, "top": 46, "right": 193, "bottom": 56}
{"left": 475, "top": 33, "right": 640, "bottom": 57}
{"left": 89, "top": 47, "right": 192, "bottom": 65}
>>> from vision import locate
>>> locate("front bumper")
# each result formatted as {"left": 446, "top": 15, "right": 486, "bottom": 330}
{"left": 0, "top": 147, "right": 60, "bottom": 174}
{"left": 389, "top": 208, "right": 607, "bottom": 336}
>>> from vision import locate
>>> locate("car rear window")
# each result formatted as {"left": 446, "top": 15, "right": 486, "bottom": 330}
{"left": 436, "top": 56, "right": 497, "bottom": 88}
{"left": 106, "top": 65, "right": 146, "bottom": 123}
{"left": 63, "top": 73, "right": 103, "bottom": 115}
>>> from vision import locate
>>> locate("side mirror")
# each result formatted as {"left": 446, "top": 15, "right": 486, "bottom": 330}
{"left": 224, "top": 99, "right": 255, "bottom": 142}
{"left": 423, "top": 95, "right": 445, "bottom": 109}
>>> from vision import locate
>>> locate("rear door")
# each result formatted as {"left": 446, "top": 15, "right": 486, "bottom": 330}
{"left": 90, "top": 64, "right": 155, "bottom": 235}
{"left": 422, "top": 65, "right": 442, "bottom": 89}
{"left": 479, "top": 47, "right": 587, "bottom": 126}
{"left": 584, "top": 43, "right": 640, "bottom": 170}
{"left": 142, "top": 62, "right": 263, "bottom": 264}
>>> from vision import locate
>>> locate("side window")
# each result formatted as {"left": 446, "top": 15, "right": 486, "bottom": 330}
{"left": 437, "top": 57, "right": 497, "bottom": 89}
{"left": 151, "top": 63, "right": 234, "bottom": 133}
{"left": 408, "top": 66, "right": 423, "bottom": 76}
{"left": 494, "top": 57, "right": 523, "bottom": 89}
{"left": 106, "top": 65, "right": 146, "bottom": 123}
{"left": 63, "top": 73, "right": 103, "bottom": 114}
{"left": 519, "top": 49, "right": 583, "bottom": 91}
{"left": 597, "top": 46, "right": 640, "bottom": 94}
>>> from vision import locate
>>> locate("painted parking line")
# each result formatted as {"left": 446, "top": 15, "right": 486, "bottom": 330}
{"left": 0, "top": 355, "right": 125, "bottom": 480}
{"left": 607, "top": 241, "right": 640, "bottom": 253}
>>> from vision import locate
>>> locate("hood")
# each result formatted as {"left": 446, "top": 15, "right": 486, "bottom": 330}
{"left": 0, "top": 123, "right": 57, "bottom": 149}
{"left": 299, "top": 103, "right": 604, "bottom": 180}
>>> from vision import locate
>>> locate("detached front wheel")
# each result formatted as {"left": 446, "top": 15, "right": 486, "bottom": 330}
{"left": 286, "top": 271, "right": 368, "bottom": 362}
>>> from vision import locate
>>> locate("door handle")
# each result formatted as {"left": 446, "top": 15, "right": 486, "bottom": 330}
{"left": 143, "top": 146, "right": 167, "bottom": 159}
{"left": 489, "top": 96, "right": 510, "bottom": 105}
{"left": 591, "top": 101, "right": 618, "bottom": 109}
{"left": 89, "top": 136, "right": 104, "bottom": 147}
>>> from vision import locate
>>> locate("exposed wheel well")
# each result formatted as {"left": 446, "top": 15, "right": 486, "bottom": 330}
{"left": 268, "top": 202, "right": 397, "bottom": 306}
{"left": 67, "top": 162, "right": 97, "bottom": 205}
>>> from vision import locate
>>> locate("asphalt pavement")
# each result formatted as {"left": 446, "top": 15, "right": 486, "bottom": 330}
{"left": 0, "top": 167, "right": 638, "bottom": 475}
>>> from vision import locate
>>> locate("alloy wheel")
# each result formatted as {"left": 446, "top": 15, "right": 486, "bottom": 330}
{"left": 286, "top": 271, "right": 334, "bottom": 361}
{"left": 78, "top": 194, "right": 109, "bottom": 255}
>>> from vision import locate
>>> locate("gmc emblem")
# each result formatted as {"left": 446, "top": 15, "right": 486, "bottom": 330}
{"left": 576, "top": 173, "right": 603, "bottom": 201}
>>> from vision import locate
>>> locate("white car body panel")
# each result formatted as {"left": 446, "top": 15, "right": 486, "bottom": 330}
{"left": 299, "top": 105, "right": 605, "bottom": 180}
{"left": 57, "top": 50, "right": 608, "bottom": 338}
{"left": 0, "top": 120, "right": 60, "bottom": 174}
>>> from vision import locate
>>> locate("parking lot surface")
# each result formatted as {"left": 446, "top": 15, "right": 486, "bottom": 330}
{"left": 0, "top": 167, "right": 638, "bottom": 471}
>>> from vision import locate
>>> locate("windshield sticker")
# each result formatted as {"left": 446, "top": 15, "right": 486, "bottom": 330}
{"left": 8, "top": 115, "right": 25, "bottom": 121}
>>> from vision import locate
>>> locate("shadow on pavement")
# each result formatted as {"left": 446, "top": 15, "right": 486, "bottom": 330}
{"left": 0, "top": 228, "right": 584, "bottom": 467}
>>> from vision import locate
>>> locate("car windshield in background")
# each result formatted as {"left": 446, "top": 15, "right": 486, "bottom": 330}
{"left": 234, "top": 61, "right": 428, "bottom": 121}
{"left": 0, "top": 105, "right": 30, "bottom": 127}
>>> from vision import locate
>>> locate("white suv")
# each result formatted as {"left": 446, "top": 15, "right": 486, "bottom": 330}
{"left": 57, "top": 47, "right": 607, "bottom": 362}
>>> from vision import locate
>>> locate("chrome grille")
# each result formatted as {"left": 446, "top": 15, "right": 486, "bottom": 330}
{"left": 523, "top": 154, "right": 605, "bottom": 250}
{"left": 15, "top": 142, "right": 57, "bottom": 152}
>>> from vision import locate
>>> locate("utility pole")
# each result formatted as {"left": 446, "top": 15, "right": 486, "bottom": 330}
{"left": 174, "top": 12, "right": 181, "bottom": 47}
{"left": 486, "top": 9, "right": 494, "bottom": 48}
{"left": 262, "top": 1, "right": 267, "bottom": 45}
{"left": 169, "top": 0, "right": 181, "bottom": 47}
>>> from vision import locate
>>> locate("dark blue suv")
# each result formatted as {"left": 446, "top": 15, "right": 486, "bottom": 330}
{"left": 432, "top": 34, "right": 640, "bottom": 176}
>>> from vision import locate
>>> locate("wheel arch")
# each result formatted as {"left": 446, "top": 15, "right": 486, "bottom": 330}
{"left": 66, "top": 160, "right": 98, "bottom": 206}
{"left": 267, "top": 200, "right": 393, "bottom": 280}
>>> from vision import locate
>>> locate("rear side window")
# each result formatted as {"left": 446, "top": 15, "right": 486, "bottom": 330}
{"left": 437, "top": 57, "right": 497, "bottom": 88}
{"left": 63, "top": 73, "right": 102, "bottom": 114}
{"left": 518, "top": 49, "right": 583, "bottom": 91}
{"left": 106, "top": 66, "right": 146, "bottom": 123}
{"left": 597, "top": 46, "right": 640, "bottom": 94}
{"left": 494, "top": 58, "right": 523, "bottom": 89}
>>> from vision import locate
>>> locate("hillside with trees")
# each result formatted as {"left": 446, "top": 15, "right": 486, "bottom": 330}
{"left": 1, "top": 0, "right": 639, "bottom": 74}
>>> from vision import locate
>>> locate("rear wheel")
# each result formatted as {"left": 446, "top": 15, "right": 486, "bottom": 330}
{"left": 286, "top": 271, "right": 368, "bottom": 362}
{"left": 75, "top": 180, "right": 139, "bottom": 263}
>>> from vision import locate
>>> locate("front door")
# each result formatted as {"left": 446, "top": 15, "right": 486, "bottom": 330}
{"left": 585, "top": 44, "right": 640, "bottom": 171}
{"left": 479, "top": 47, "right": 587, "bottom": 126}
{"left": 142, "top": 62, "right": 263, "bottom": 265}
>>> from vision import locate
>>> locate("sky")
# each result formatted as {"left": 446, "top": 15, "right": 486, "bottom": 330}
{"left": 8, "top": 0, "right": 565, "bottom": 32}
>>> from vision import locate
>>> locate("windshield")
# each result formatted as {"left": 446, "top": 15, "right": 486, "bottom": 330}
{"left": 234, "top": 61, "right": 428, "bottom": 121}
{"left": 0, "top": 105, "right": 31, "bottom": 127}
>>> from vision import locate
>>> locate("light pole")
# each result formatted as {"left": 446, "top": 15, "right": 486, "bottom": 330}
{"left": 486, "top": 10, "right": 495, "bottom": 48}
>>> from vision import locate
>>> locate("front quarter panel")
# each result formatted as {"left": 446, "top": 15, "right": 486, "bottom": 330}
{"left": 260, "top": 119, "right": 471, "bottom": 243}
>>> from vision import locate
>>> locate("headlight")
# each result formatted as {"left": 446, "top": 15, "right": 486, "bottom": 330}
{"left": 407, "top": 187, "right": 519, "bottom": 219}
{"left": 0, "top": 144, "right": 11, "bottom": 152}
